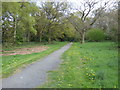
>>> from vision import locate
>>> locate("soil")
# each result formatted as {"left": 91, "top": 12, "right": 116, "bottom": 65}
{"left": 1, "top": 46, "right": 49, "bottom": 56}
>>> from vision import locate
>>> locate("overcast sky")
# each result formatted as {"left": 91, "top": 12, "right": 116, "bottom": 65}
{"left": 35, "top": 0, "right": 117, "bottom": 13}
{"left": 35, "top": 0, "right": 117, "bottom": 9}
{"left": 2, "top": 0, "right": 118, "bottom": 11}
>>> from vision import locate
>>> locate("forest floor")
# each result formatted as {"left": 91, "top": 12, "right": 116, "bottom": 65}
{"left": 1, "top": 42, "right": 72, "bottom": 88}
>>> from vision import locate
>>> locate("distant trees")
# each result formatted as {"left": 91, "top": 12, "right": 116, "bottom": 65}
{"left": 2, "top": 2, "right": 75, "bottom": 45}
{"left": 2, "top": 1, "right": 117, "bottom": 46}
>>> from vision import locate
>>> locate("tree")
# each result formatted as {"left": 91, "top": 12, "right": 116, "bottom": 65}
{"left": 93, "top": 6, "right": 118, "bottom": 41}
{"left": 18, "top": 2, "right": 39, "bottom": 42}
{"left": 67, "top": 0, "right": 110, "bottom": 44}
{"left": 2, "top": 2, "right": 19, "bottom": 44}
{"left": 2, "top": 2, "right": 39, "bottom": 45}
{"left": 34, "top": 11, "right": 48, "bottom": 42}
{"left": 40, "top": 2, "right": 69, "bottom": 43}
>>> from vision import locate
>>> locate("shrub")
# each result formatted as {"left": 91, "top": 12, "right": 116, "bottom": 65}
{"left": 86, "top": 28, "right": 105, "bottom": 42}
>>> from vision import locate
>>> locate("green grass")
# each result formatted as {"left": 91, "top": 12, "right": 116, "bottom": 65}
{"left": 1, "top": 42, "right": 68, "bottom": 78}
{"left": 41, "top": 42, "right": 118, "bottom": 88}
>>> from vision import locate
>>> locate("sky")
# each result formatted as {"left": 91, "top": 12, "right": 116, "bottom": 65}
{"left": 1, "top": 0, "right": 118, "bottom": 9}
{"left": 1, "top": 0, "right": 118, "bottom": 12}
{"left": 34, "top": 0, "right": 117, "bottom": 9}
{"left": 1, "top": 0, "right": 119, "bottom": 3}
{"left": 34, "top": 0, "right": 117, "bottom": 13}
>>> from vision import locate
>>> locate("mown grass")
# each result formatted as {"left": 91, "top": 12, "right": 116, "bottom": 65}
{"left": 41, "top": 42, "right": 118, "bottom": 88}
{"left": 1, "top": 42, "right": 67, "bottom": 78}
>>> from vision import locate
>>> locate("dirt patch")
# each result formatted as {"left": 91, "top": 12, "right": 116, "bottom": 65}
{"left": 1, "top": 46, "right": 49, "bottom": 56}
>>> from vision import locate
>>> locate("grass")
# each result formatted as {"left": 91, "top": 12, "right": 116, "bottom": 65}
{"left": 1, "top": 42, "right": 68, "bottom": 78}
{"left": 41, "top": 42, "right": 118, "bottom": 88}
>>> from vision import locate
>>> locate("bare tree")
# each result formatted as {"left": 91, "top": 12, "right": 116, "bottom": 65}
{"left": 68, "top": 0, "right": 111, "bottom": 44}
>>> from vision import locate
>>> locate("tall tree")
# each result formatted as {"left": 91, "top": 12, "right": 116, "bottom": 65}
{"left": 34, "top": 10, "right": 49, "bottom": 42}
{"left": 68, "top": 0, "right": 110, "bottom": 43}
{"left": 2, "top": 2, "right": 20, "bottom": 44}
{"left": 40, "top": 2, "right": 68, "bottom": 43}
{"left": 2, "top": 2, "right": 39, "bottom": 44}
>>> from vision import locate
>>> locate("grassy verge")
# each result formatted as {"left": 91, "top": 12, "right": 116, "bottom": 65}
{"left": 1, "top": 42, "right": 68, "bottom": 78}
{"left": 41, "top": 42, "right": 118, "bottom": 88}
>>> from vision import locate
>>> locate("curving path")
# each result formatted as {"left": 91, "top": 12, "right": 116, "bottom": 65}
{"left": 2, "top": 43, "right": 72, "bottom": 88}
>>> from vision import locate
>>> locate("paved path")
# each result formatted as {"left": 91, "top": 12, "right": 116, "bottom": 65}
{"left": 2, "top": 43, "right": 72, "bottom": 88}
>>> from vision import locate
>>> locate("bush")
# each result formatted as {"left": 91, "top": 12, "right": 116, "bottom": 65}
{"left": 86, "top": 28, "right": 105, "bottom": 42}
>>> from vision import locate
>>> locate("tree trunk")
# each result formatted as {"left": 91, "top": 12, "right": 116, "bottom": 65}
{"left": 81, "top": 32, "right": 85, "bottom": 44}
{"left": 39, "top": 37, "right": 42, "bottom": 42}
{"left": 23, "top": 34, "right": 26, "bottom": 43}
{"left": 13, "top": 17, "right": 17, "bottom": 44}
{"left": 27, "top": 31, "right": 30, "bottom": 42}
{"left": 48, "top": 28, "right": 51, "bottom": 43}
{"left": 39, "top": 31, "right": 42, "bottom": 42}
{"left": 48, "top": 37, "right": 51, "bottom": 43}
